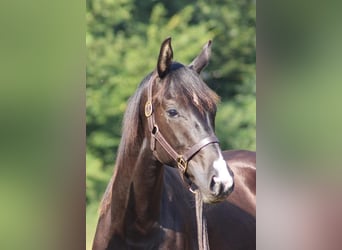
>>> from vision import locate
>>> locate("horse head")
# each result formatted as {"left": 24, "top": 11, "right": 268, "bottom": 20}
{"left": 142, "top": 37, "right": 234, "bottom": 203}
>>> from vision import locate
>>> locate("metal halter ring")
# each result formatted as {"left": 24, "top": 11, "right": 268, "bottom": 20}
{"left": 151, "top": 125, "right": 159, "bottom": 135}
{"left": 177, "top": 156, "right": 188, "bottom": 173}
{"left": 145, "top": 101, "right": 153, "bottom": 117}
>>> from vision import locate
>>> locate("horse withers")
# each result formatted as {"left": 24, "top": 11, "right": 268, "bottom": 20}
{"left": 92, "top": 38, "right": 256, "bottom": 250}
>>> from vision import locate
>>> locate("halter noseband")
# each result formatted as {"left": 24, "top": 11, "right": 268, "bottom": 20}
{"left": 144, "top": 72, "right": 219, "bottom": 174}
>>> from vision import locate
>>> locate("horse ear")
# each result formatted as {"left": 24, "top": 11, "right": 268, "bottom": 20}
{"left": 157, "top": 37, "right": 173, "bottom": 78}
{"left": 189, "top": 40, "right": 212, "bottom": 74}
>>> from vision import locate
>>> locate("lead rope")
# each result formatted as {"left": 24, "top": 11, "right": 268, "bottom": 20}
{"left": 192, "top": 189, "right": 210, "bottom": 250}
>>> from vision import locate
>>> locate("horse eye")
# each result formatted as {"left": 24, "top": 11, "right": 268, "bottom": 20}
{"left": 166, "top": 109, "right": 179, "bottom": 117}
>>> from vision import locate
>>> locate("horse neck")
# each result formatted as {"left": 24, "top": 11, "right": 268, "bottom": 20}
{"left": 110, "top": 137, "right": 164, "bottom": 237}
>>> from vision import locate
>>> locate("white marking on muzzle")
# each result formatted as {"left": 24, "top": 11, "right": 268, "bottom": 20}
{"left": 213, "top": 155, "right": 234, "bottom": 189}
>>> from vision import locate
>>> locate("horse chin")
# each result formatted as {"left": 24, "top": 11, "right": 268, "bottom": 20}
{"left": 201, "top": 193, "right": 227, "bottom": 204}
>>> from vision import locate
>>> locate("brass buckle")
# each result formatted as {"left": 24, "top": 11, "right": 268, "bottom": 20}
{"left": 145, "top": 101, "right": 153, "bottom": 117}
{"left": 177, "top": 156, "right": 188, "bottom": 173}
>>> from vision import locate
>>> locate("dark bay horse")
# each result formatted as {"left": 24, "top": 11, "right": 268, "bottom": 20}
{"left": 92, "top": 38, "right": 256, "bottom": 250}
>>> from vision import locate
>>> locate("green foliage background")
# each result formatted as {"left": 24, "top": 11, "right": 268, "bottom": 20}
{"left": 86, "top": 0, "right": 255, "bottom": 248}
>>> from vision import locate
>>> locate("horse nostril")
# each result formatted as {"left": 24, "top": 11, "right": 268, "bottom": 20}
{"left": 210, "top": 177, "right": 216, "bottom": 191}
{"left": 210, "top": 176, "right": 224, "bottom": 196}
{"left": 210, "top": 175, "right": 234, "bottom": 197}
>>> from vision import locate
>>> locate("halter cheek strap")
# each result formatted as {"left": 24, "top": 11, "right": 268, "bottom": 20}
{"left": 145, "top": 73, "right": 219, "bottom": 174}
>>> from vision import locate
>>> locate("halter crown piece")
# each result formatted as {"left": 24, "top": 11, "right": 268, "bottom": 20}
{"left": 144, "top": 72, "right": 219, "bottom": 174}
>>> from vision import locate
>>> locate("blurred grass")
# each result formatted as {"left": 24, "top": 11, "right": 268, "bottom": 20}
{"left": 260, "top": 0, "right": 342, "bottom": 174}
{"left": 86, "top": 153, "right": 112, "bottom": 249}
{"left": 87, "top": 201, "right": 101, "bottom": 250}
{"left": 0, "top": 0, "right": 85, "bottom": 249}
{"left": 258, "top": 1, "right": 342, "bottom": 249}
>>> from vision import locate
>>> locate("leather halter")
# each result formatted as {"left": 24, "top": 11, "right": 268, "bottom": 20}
{"left": 144, "top": 72, "right": 219, "bottom": 174}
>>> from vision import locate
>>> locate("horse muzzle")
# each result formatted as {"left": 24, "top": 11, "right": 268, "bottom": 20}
{"left": 205, "top": 157, "right": 235, "bottom": 203}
